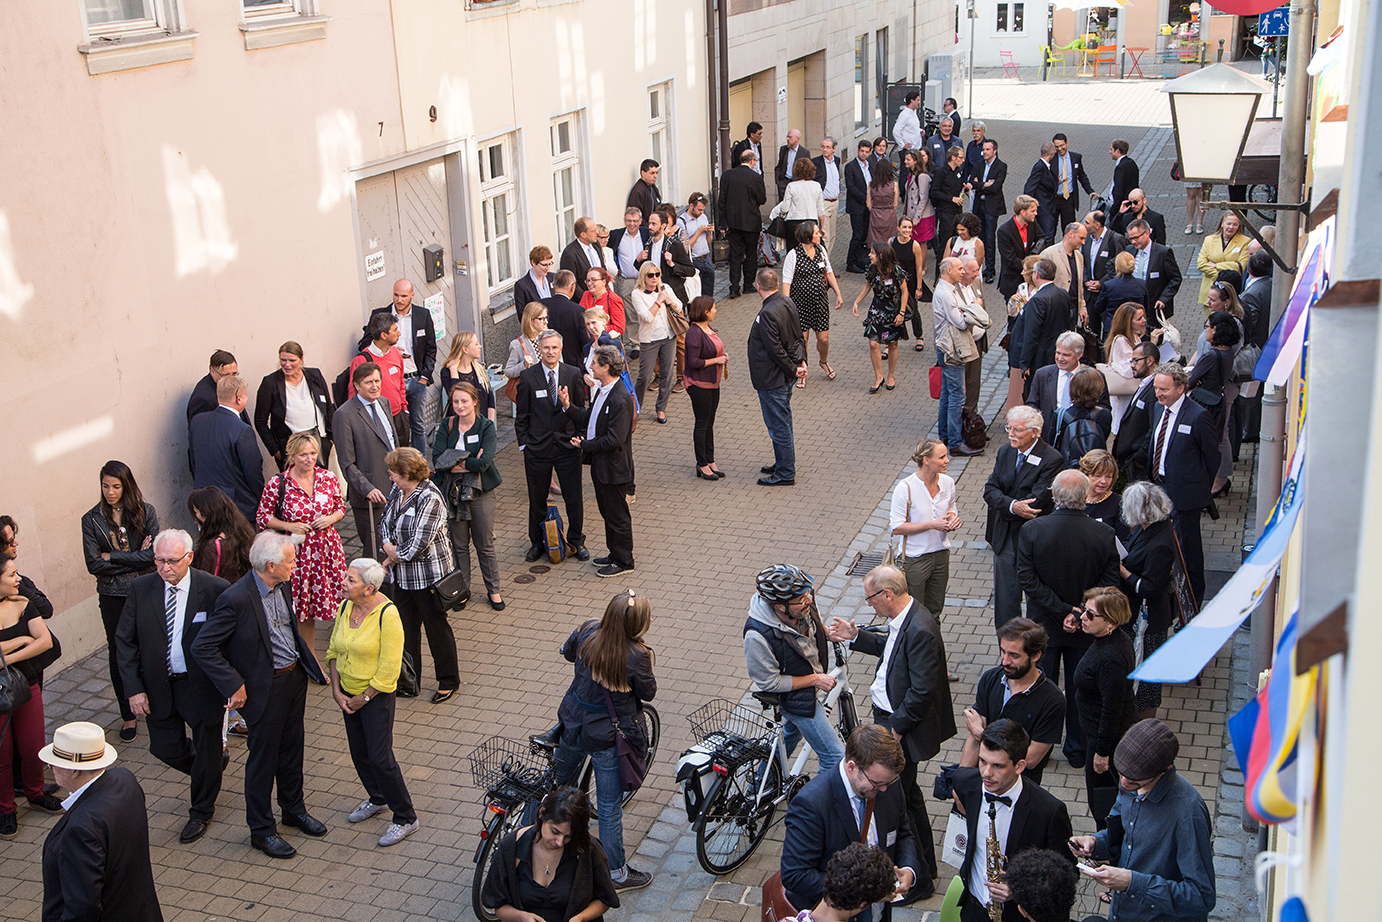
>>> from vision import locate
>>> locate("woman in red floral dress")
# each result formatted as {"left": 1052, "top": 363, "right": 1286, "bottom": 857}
{"left": 256, "top": 431, "right": 347, "bottom": 656}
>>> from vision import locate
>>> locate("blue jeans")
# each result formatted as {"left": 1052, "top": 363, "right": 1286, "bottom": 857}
{"left": 405, "top": 376, "right": 429, "bottom": 452}
{"left": 692, "top": 255, "right": 715, "bottom": 296}
{"left": 782, "top": 707, "right": 844, "bottom": 774}
{"left": 555, "top": 740, "right": 626, "bottom": 874}
{"left": 936, "top": 348, "right": 965, "bottom": 446}
{"left": 757, "top": 384, "right": 796, "bottom": 480}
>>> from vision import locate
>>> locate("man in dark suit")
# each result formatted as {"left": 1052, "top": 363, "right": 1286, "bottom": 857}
{"left": 192, "top": 532, "right": 329, "bottom": 859}
{"left": 1112, "top": 218, "right": 1182, "bottom": 320}
{"left": 189, "top": 374, "right": 265, "bottom": 522}
{"left": 515, "top": 330, "right": 588, "bottom": 562}
{"left": 730, "top": 121, "right": 764, "bottom": 177}
{"left": 513, "top": 245, "right": 556, "bottom": 317}
{"left": 811, "top": 138, "right": 844, "bottom": 247}
{"left": 1018, "top": 259, "right": 1075, "bottom": 376}
{"left": 1023, "top": 143, "right": 1059, "bottom": 241}
{"left": 333, "top": 363, "right": 396, "bottom": 559}
{"left": 983, "top": 405, "right": 1063, "bottom": 627}
{"left": 774, "top": 128, "right": 807, "bottom": 201}
{"left": 607, "top": 208, "right": 651, "bottom": 308}
{"left": 1049, "top": 134, "right": 1096, "bottom": 231}
{"left": 782, "top": 725, "right": 924, "bottom": 921}
{"left": 1016, "top": 470, "right": 1120, "bottom": 765}
{"left": 1106, "top": 140, "right": 1139, "bottom": 214}
{"left": 1141, "top": 364, "right": 1220, "bottom": 604}
{"left": 626, "top": 159, "right": 662, "bottom": 226}
{"left": 1025, "top": 331, "right": 1087, "bottom": 445}
{"left": 996, "top": 196, "right": 1044, "bottom": 301}
{"left": 541, "top": 271, "right": 590, "bottom": 370}
{"left": 971, "top": 138, "right": 1007, "bottom": 283}
{"left": 1109, "top": 188, "right": 1167, "bottom": 244}
{"left": 1238, "top": 250, "right": 1273, "bottom": 442}
{"left": 357, "top": 279, "right": 438, "bottom": 452}
{"left": 647, "top": 206, "right": 697, "bottom": 305}
{"left": 951, "top": 720, "right": 1074, "bottom": 922}
{"left": 40, "top": 723, "right": 162, "bottom": 922}
{"left": 843, "top": 140, "right": 874, "bottom": 273}
{"left": 748, "top": 270, "right": 807, "bottom": 485}
{"left": 560, "top": 217, "right": 606, "bottom": 300}
{"left": 116, "top": 529, "right": 230, "bottom": 844}
{"left": 828, "top": 565, "right": 953, "bottom": 899}
{"left": 187, "top": 352, "right": 248, "bottom": 474}
{"left": 1111, "top": 342, "right": 1162, "bottom": 481}
{"left": 1081, "top": 209, "right": 1125, "bottom": 294}
{"left": 559, "top": 345, "right": 635, "bottom": 578}
{"left": 717, "top": 148, "right": 767, "bottom": 298}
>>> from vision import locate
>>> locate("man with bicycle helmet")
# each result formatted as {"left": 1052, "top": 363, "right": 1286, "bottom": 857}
{"left": 742, "top": 564, "right": 845, "bottom": 772}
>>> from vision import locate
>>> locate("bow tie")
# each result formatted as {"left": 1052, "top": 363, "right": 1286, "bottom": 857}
{"left": 985, "top": 793, "right": 1013, "bottom": 807}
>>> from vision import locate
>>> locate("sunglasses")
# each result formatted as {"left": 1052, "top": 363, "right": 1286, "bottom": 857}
{"left": 647, "top": 271, "right": 661, "bottom": 277}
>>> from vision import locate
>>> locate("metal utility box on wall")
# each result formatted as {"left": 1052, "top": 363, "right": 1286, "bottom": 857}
{"left": 927, "top": 50, "right": 966, "bottom": 108}
{"left": 423, "top": 244, "right": 444, "bottom": 283}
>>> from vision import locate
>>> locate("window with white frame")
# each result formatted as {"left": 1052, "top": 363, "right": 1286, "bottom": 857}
{"left": 479, "top": 134, "right": 521, "bottom": 291}
{"left": 874, "top": 28, "right": 888, "bottom": 125}
{"left": 81, "top": 0, "right": 176, "bottom": 38}
{"left": 243, "top": 0, "right": 310, "bottom": 18}
{"left": 648, "top": 84, "right": 675, "bottom": 203}
{"left": 551, "top": 115, "right": 583, "bottom": 251}
{"left": 854, "top": 36, "right": 868, "bottom": 131}
{"left": 995, "top": 1, "right": 1025, "bottom": 32}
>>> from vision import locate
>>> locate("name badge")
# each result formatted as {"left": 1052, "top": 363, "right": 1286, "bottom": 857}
{"left": 1178, "top": 424, "right": 1192, "bottom": 435}
{"left": 1025, "top": 454, "right": 1041, "bottom": 466}
{"left": 886, "top": 830, "right": 897, "bottom": 846}
{"left": 465, "top": 434, "right": 479, "bottom": 444}
{"left": 403, "top": 508, "right": 416, "bottom": 518}
{"left": 317, "top": 394, "right": 326, "bottom": 403}
{"left": 193, "top": 611, "right": 208, "bottom": 624}
{"left": 1150, "top": 271, "right": 1161, "bottom": 279}
{"left": 1135, "top": 399, "right": 1145, "bottom": 409}
{"left": 389, "top": 366, "right": 400, "bottom": 374}
{"left": 535, "top": 390, "right": 548, "bottom": 398}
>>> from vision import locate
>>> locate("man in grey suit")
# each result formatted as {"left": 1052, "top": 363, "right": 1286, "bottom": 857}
{"left": 333, "top": 362, "right": 396, "bottom": 559}
{"left": 189, "top": 374, "right": 265, "bottom": 522}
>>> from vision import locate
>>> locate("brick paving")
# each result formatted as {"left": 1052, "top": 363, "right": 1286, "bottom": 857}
{"left": 1, "top": 77, "right": 1262, "bottom": 922}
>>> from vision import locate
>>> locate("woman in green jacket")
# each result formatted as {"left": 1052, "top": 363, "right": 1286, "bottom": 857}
{"left": 432, "top": 382, "right": 504, "bottom": 610}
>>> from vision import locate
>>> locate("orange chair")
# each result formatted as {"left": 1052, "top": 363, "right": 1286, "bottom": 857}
{"left": 1093, "top": 43, "right": 1118, "bottom": 76}
{"left": 999, "top": 50, "right": 1021, "bottom": 79}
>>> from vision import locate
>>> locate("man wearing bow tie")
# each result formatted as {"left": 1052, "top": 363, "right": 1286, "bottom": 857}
{"left": 951, "top": 720, "right": 1074, "bottom": 922}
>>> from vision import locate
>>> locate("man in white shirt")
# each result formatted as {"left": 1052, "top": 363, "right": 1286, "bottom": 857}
{"left": 609, "top": 207, "right": 650, "bottom": 309}
{"left": 892, "top": 90, "right": 924, "bottom": 153}
{"left": 812, "top": 137, "right": 843, "bottom": 248}
{"left": 774, "top": 128, "right": 806, "bottom": 201}
{"left": 678, "top": 192, "right": 715, "bottom": 296}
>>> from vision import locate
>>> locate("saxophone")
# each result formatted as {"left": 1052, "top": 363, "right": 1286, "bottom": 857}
{"left": 986, "top": 803, "right": 1007, "bottom": 922}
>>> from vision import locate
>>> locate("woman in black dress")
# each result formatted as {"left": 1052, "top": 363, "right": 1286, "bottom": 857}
{"left": 849, "top": 243, "right": 910, "bottom": 393}
{"left": 1119, "top": 482, "right": 1179, "bottom": 721}
{"left": 780, "top": 221, "right": 843, "bottom": 384}
{"left": 1071, "top": 586, "right": 1136, "bottom": 830}
{"left": 891, "top": 216, "right": 929, "bottom": 352}
{"left": 1079, "top": 450, "right": 1128, "bottom": 543}
{"left": 440, "top": 330, "right": 497, "bottom": 422}
{"left": 1187, "top": 310, "right": 1238, "bottom": 434}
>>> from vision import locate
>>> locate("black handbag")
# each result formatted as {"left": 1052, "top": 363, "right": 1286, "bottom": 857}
{"left": 30, "top": 625, "right": 61, "bottom": 674}
{"left": 430, "top": 569, "right": 470, "bottom": 612}
{"left": 0, "top": 644, "right": 33, "bottom": 715}
{"left": 766, "top": 214, "right": 788, "bottom": 239}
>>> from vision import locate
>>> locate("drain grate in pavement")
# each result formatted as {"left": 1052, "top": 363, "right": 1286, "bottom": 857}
{"left": 513, "top": 574, "right": 536, "bottom": 584}
{"left": 845, "top": 552, "right": 885, "bottom": 576}
{"left": 529, "top": 565, "right": 551, "bottom": 574}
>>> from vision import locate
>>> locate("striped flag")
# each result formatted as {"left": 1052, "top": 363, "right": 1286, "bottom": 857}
{"left": 1255, "top": 217, "right": 1333, "bottom": 386}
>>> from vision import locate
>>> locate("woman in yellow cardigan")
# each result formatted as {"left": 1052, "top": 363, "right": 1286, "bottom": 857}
{"left": 325, "top": 557, "right": 418, "bottom": 847}
{"left": 1196, "top": 212, "right": 1251, "bottom": 308}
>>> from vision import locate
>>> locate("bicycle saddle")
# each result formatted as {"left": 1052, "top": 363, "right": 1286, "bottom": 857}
{"left": 529, "top": 723, "right": 562, "bottom": 752}
{"left": 751, "top": 691, "right": 783, "bottom": 708}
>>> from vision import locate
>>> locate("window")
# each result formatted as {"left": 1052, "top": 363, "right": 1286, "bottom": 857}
{"left": 239, "top": 0, "right": 326, "bottom": 48}
{"left": 479, "top": 134, "right": 521, "bottom": 291}
{"left": 875, "top": 28, "right": 888, "bottom": 126}
{"left": 648, "top": 83, "right": 675, "bottom": 202}
{"left": 854, "top": 36, "right": 868, "bottom": 131}
{"left": 82, "top": 0, "right": 168, "bottom": 38}
{"left": 79, "top": 0, "right": 194, "bottom": 74}
{"left": 996, "top": 2, "right": 1025, "bottom": 32}
{"left": 550, "top": 114, "right": 583, "bottom": 250}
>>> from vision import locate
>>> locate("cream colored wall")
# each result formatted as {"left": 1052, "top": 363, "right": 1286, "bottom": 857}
{"left": 0, "top": 1, "right": 404, "bottom": 671}
{"left": 388, "top": 0, "right": 710, "bottom": 299}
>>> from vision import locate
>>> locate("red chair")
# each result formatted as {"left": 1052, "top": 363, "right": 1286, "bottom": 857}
{"left": 999, "top": 50, "right": 1021, "bottom": 79}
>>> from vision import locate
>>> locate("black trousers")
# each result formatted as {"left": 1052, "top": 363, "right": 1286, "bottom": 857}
{"left": 98, "top": 594, "right": 135, "bottom": 722}
{"left": 592, "top": 481, "right": 635, "bottom": 568}
{"left": 727, "top": 228, "right": 758, "bottom": 294}
{"left": 976, "top": 207, "right": 1000, "bottom": 275}
{"left": 1172, "top": 507, "right": 1207, "bottom": 604}
{"left": 395, "top": 586, "right": 459, "bottom": 690}
{"left": 992, "top": 544, "right": 1023, "bottom": 628}
{"left": 847, "top": 211, "right": 870, "bottom": 271}
{"left": 1040, "top": 638, "right": 1088, "bottom": 761}
{"left": 687, "top": 385, "right": 720, "bottom": 466}
{"left": 342, "top": 691, "right": 416, "bottom": 824}
{"left": 1084, "top": 736, "right": 1120, "bottom": 831}
{"left": 524, "top": 449, "right": 585, "bottom": 549}
{"left": 1053, "top": 193, "right": 1077, "bottom": 233}
{"left": 351, "top": 504, "right": 383, "bottom": 560}
{"left": 874, "top": 707, "right": 938, "bottom": 883}
{"left": 148, "top": 677, "right": 225, "bottom": 821}
{"left": 244, "top": 664, "right": 308, "bottom": 837}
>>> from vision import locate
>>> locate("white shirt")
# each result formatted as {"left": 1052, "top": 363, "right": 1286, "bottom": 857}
{"left": 393, "top": 308, "right": 417, "bottom": 374}
{"left": 858, "top": 157, "right": 873, "bottom": 186}
{"left": 890, "top": 473, "right": 958, "bottom": 556}
{"left": 1106, "top": 155, "right": 1123, "bottom": 199}
{"left": 780, "top": 246, "right": 833, "bottom": 285}
{"left": 586, "top": 379, "right": 617, "bottom": 440}
{"left": 61, "top": 771, "right": 107, "bottom": 812}
{"left": 631, "top": 286, "right": 675, "bottom": 343}
{"left": 968, "top": 775, "right": 1024, "bottom": 907}
{"left": 1153, "top": 393, "right": 1186, "bottom": 478}
{"left": 617, "top": 232, "right": 643, "bottom": 278}
{"left": 650, "top": 233, "right": 666, "bottom": 269}
{"left": 822, "top": 158, "right": 841, "bottom": 200}
{"left": 358, "top": 394, "right": 396, "bottom": 449}
{"left": 1057, "top": 368, "right": 1073, "bottom": 411}
{"left": 893, "top": 106, "right": 923, "bottom": 150}
{"left": 283, "top": 376, "right": 322, "bottom": 436}
{"left": 679, "top": 213, "right": 711, "bottom": 258}
{"left": 838, "top": 761, "right": 878, "bottom": 847}
{"left": 869, "top": 600, "right": 914, "bottom": 714}
{"left": 165, "top": 569, "right": 193, "bottom": 674}
{"left": 749, "top": 140, "right": 762, "bottom": 173}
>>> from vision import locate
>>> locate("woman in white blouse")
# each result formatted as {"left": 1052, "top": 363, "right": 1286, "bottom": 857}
{"left": 254, "top": 341, "right": 334, "bottom": 471}
{"left": 769, "top": 159, "right": 827, "bottom": 246}
{"left": 1100, "top": 302, "right": 1164, "bottom": 429}
{"left": 889, "top": 438, "right": 961, "bottom": 621}
{"left": 630, "top": 261, "right": 682, "bottom": 424}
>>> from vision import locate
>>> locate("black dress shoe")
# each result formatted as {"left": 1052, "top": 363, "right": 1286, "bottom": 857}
{"left": 431, "top": 688, "right": 457, "bottom": 704}
{"left": 251, "top": 834, "right": 297, "bottom": 859}
{"left": 593, "top": 555, "right": 612, "bottom": 566}
{"left": 119, "top": 723, "right": 137, "bottom": 742}
{"left": 757, "top": 477, "right": 796, "bottom": 486}
{"left": 951, "top": 443, "right": 984, "bottom": 457}
{"left": 222, "top": 748, "right": 230, "bottom": 770}
{"left": 281, "top": 813, "right": 327, "bottom": 837}
{"left": 727, "top": 289, "right": 741, "bottom": 299}
{"left": 179, "top": 819, "right": 210, "bottom": 844}
{"left": 574, "top": 546, "right": 590, "bottom": 562}
{"left": 524, "top": 545, "right": 545, "bottom": 562}
{"left": 760, "top": 464, "right": 777, "bottom": 475}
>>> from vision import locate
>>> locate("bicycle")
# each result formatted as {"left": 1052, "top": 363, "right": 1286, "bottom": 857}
{"left": 466, "top": 705, "right": 661, "bottom": 922}
{"left": 1246, "top": 183, "right": 1278, "bottom": 225}
{"left": 680, "top": 641, "right": 859, "bottom": 875}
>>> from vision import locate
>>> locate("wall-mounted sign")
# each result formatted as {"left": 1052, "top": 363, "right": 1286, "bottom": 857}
{"left": 365, "top": 250, "right": 386, "bottom": 282}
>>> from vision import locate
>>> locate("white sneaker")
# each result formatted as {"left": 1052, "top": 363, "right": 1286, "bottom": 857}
{"left": 378, "top": 820, "right": 420, "bottom": 846}
{"left": 348, "top": 800, "right": 388, "bottom": 823}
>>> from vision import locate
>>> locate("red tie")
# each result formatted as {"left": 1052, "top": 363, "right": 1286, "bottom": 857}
{"left": 1152, "top": 409, "right": 1172, "bottom": 481}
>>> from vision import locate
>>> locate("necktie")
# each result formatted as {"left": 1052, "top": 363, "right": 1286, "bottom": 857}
{"left": 985, "top": 793, "right": 1013, "bottom": 807}
{"left": 165, "top": 585, "right": 178, "bottom": 673}
{"left": 548, "top": 369, "right": 558, "bottom": 406}
{"left": 1152, "top": 408, "right": 1172, "bottom": 480}
{"left": 1060, "top": 158, "right": 1070, "bottom": 195}
{"left": 1016, "top": 452, "right": 1027, "bottom": 473}
{"left": 371, "top": 402, "right": 393, "bottom": 449}
{"left": 858, "top": 797, "right": 875, "bottom": 844}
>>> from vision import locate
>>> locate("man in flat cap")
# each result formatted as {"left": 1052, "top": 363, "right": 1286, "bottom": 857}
{"left": 1069, "top": 719, "right": 1215, "bottom": 922}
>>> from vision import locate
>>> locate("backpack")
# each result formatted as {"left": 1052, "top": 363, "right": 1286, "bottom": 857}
{"left": 543, "top": 503, "right": 568, "bottom": 563}
{"left": 332, "top": 351, "right": 368, "bottom": 407}
{"left": 1057, "top": 413, "right": 1105, "bottom": 467}
{"left": 961, "top": 407, "right": 989, "bottom": 451}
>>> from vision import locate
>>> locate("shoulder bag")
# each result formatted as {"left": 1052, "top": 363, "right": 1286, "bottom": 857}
{"left": 663, "top": 287, "right": 691, "bottom": 336}
{"left": 0, "top": 642, "right": 33, "bottom": 715}
{"left": 601, "top": 687, "right": 649, "bottom": 793}
{"left": 1097, "top": 362, "right": 1139, "bottom": 396}
{"left": 885, "top": 482, "right": 913, "bottom": 567}
{"left": 269, "top": 474, "right": 291, "bottom": 535}
{"left": 504, "top": 339, "right": 536, "bottom": 403}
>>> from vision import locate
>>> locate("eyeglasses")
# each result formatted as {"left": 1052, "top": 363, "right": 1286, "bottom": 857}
{"left": 154, "top": 553, "right": 191, "bottom": 567}
{"left": 865, "top": 587, "right": 890, "bottom": 602}
{"left": 1004, "top": 425, "right": 1035, "bottom": 433}
{"left": 538, "top": 260, "right": 554, "bottom": 268}
{"left": 535, "top": 315, "right": 549, "bottom": 322}
{"left": 860, "top": 768, "right": 899, "bottom": 789}
{"left": 1078, "top": 607, "right": 1103, "bottom": 621}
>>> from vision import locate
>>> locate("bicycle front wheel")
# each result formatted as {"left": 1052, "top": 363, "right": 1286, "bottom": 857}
{"left": 472, "top": 802, "right": 528, "bottom": 922}
{"left": 694, "top": 755, "right": 780, "bottom": 875}
{"left": 581, "top": 705, "right": 662, "bottom": 808}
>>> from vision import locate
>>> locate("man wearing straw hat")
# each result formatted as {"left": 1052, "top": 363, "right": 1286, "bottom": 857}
{"left": 40, "top": 721, "right": 163, "bottom": 921}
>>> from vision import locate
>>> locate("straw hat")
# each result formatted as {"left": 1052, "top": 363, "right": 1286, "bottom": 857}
{"left": 39, "top": 721, "right": 118, "bottom": 771}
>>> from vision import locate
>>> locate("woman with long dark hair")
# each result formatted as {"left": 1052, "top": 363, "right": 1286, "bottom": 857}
{"left": 865, "top": 158, "right": 898, "bottom": 246}
{"left": 849, "top": 242, "right": 910, "bottom": 393}
{"left": 0, "top": 553, "right": 58, "bottom": 839}
{"left": 80, "top": 460, "right": 159, "bottom": 742}
{"left": 553, "top": 591, "right": 658, "bottom": 892}
{"left": 187, "top": 486, "right": 255, "bottom": 585}
{"left": 684, "top": 296, "right": 728, "bottom": 480}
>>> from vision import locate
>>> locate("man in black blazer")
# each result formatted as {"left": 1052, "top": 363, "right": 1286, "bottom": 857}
{"left": 1080, "top": 210, "right": 1126, "bottom": 314}
{"left": 843, "top": 140, "right": 874, "bottom": 273}
{"left": 1022, "top": 143, "right": 1058, "bottom": 241}
{"left": 995, "top": 196, "right": 1044, "bottom": 301}
{"left": 1109, "top": 188, "right": 1167, "bottom": 244}
{"left": 1049, "top": 134, "right": 1096, "bottom": 231}
{"left": 1111, "top": 218, "right": 1182, "bottom": 320}
{"left": 1025, "top": 331, "right": 1088, "bottom": 445}
{"left": 1018, "top": 259, "right": 1075, "bottom": 376}
{"left": 782, "top": 725, "right": 924, "bottom": 921}
{"left": 560, "top": 217, "right": 606, "bottom": 300}
{"left": 1016, "top": 470, "right": 1120, "bottom": 764}
{"left": 1111, "top": 342, "right": 1161, "bottom": 480}
{"left": 983, "top": 406, "right": 1063, "bottom": 627}
{"left": 828, "top": 566, "right": 953, "bottom": 897}
{"left": 1140, "top": 364, "right": 1220, "bottom": 604}
{"left": 607, "top": 209, "right": 651, "bottom": 308}
{"left": 717, "top": 148, "right": 767, "bottom": 297}
{"left": 1106, "top": 140, "right": 1139, "bottom": 214}
{"left": 1238, "top": 250, "right": 1274, "bottom": 442}
{"left": 971, "top": 139, "right": 1007, "bottom": 282}
{"left": 187, "top": 350, "right": 248, "bottom": 474}
{"left": 253, "top": 358, "right": 335, "bottom": 471}
{"left": 192, "top": 533, "right": 329, "bottom": 859}
{"left": 116, "top": 529, "right": 231, "bottom": 843}
{"left": 333, "top": 363, "right": 396, "bottom": 559}
{"left": 40, "top": 724, "right": 162, "bottom": 922}
{"left": 560, "top": 345, "right": 635, "bottom": 578}
{"left": 189, "top": 374, "right": 265, "bottom": 522}
{"left": 647, "top": 206, "right": 697, "bottom": 306}
{"left": 515, "top": 330, "right": 588, "bottom": 562}
{"left": 541, "top": 271, "right": 590, "bottom": 370}
{"left": 811, "top": 138, "right": 844, "bottom": 246}
{"left": 951, "top": 720, "right": 1074, "bottom": 922}
{"left": 774, "top": 128, "right": 807, "bottom": 201}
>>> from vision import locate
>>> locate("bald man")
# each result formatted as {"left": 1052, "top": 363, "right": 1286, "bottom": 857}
{"left": 775, "top": 129, "right": 806, "bottom": 201}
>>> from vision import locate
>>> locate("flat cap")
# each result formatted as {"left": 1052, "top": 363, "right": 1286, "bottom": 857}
{"left": 1114, "top": 718, "right": 1179, "bottom": 781}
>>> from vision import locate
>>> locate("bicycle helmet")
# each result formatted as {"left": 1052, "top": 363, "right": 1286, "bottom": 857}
{"left": 755, "top": 564, "right": 814, "bottom": 602}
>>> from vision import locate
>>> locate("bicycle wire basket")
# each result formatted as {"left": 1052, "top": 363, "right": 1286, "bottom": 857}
{"left": 467, "top": 736, "right": 551, "bottom": 803}
{"left": 688, "top": 699, "right": 773, "bottom": 748}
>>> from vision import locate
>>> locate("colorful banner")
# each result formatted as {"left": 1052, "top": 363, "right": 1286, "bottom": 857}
{"left": 1255, "top": 217, "right": 1333, "bottom": 386}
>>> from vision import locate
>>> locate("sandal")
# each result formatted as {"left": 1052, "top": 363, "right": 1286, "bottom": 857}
{"left": 431, "top": 688, "right": 457, "bottom": 704}
{"left": 820, "top": 362, "right": 836, "bottom": 380}
{"left": 914, "top": 343, "right": 926, "bottom": 352}
{"left": 795, "top": 378, "right": 807, "bottom": 388}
